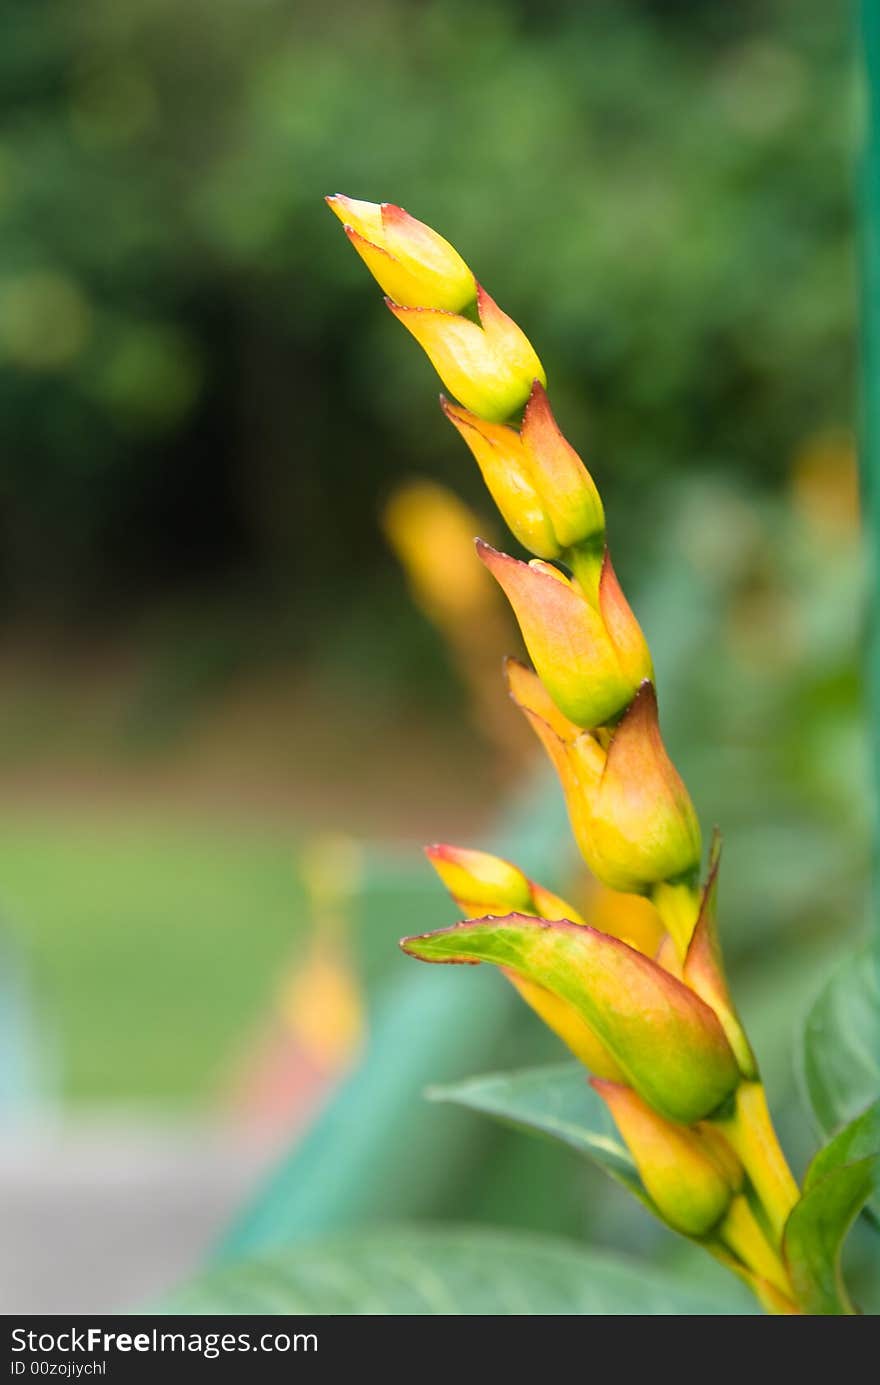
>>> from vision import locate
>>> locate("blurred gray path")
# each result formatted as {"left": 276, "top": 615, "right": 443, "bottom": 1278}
{"left": 0, "top": 1120, "right": 270, "bottom": 1314}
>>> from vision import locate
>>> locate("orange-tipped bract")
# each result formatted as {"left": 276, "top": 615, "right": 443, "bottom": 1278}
{"left": 683, "top": 835, "right": 756, "bottom": 1078}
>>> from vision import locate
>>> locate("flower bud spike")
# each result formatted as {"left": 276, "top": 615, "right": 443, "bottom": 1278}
{"left": 332, "top": 193, "right": 808, "bottom": 1312}
{"left": 387, "top": 285, "right": 545, "bottom": 422}
{"left": 683, "top": 833, "right": 757, "bottom": 1078}
{"left": 401, "top": 914, "right": 740, "bottom": 1124}
{"left": 325, "top": 195, "right": 476, "bottom": 313}
{"left": 591, "top": 1079, "right": 736, "bottom": 1238}
{"left": 478, "top": 541, "right": 642, "bottom": 728}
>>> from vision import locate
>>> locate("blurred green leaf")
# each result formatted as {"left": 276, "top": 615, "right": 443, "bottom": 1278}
{"left": 783, "top": 1103, "right": 880, "bottom": 1315}
{"left": 216, "top": 775, "right": 576, "bottom": 1259}
{"left": 799, "top": 947, "right": 880, "bottom": 1156}
{"left": 163, "top": 1225, "right": 757, "bottom": 1315}
{"left": 429, "top": 1061, "right": 650, "bottom": 1207}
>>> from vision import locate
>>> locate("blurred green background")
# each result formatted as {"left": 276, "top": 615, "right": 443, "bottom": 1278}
{"left": 0, "top": 0, "right": 866, "bottom": 1142}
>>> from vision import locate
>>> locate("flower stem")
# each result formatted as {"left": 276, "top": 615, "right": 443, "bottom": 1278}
{"left": 717, "top": 1194, "right": 796, "bottom": 1309}
{"left": 650, "top": 878, "right": 700, "bottom": 956}
{"left": 567, "top": 539, "right": 604, "bottom": 608}
{"left": 711, "top": 1081, "right": 800, "bottom": 1247}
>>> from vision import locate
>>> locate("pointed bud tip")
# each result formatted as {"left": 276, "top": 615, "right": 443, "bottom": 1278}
{"left": 342, "top": 222, "right": 369, "bottom": 246}
{"left": 474, "top": 536, "right": 496, "bottom": 562}
{"left": 423, "top": 842, "right": 449, "bottom": 862}
{"left": 439, "top": 394, "right": 468, "bottom": 424}
{"left": 522, "top": 376, "right": 551, "bottom": 420}
{"left": 588, "top": 1075, "right": 615, "bottom": 1097}
{"left": 325, "top": 193, "right": 360, "bottom": 224}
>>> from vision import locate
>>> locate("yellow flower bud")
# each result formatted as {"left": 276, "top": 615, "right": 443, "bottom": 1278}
{"left": 480, "top": 542, "right": 652, "bottom": 729}
{"left": 586, "top": 682, "right": 702, "bottom": 891}
{"left": 387, "top": 285, "right": 545, "bottom": 423}
{"left": 423, "top": 843, "right": 533, "bottom": 917}
{"left": 509, "top": 672, "right": 701, "bottom": 894}
{"left": 441, "top": 382, "right": 604, "bottom": 559}
{"left": 591, "top": 1079, "right": 738, "bottom": 1237}
{"left": 325, "top": 195, "right": 476, "bottom": 313}
{"left": 441, "top": 398, "right": 560, "bottom": 558}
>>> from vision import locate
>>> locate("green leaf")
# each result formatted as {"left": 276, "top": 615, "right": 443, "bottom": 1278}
{"left": 800, "top": 946, "right": 880, "bottom": 1136}
{"left": 783, "top": 1103, "right": 880, "bottom": 1315}
{"left": 160, "top": 1226, "right": 757, "bottom": 1315}
{"left": 428, "top": 1060, "right": 652, "bottom": 1208}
